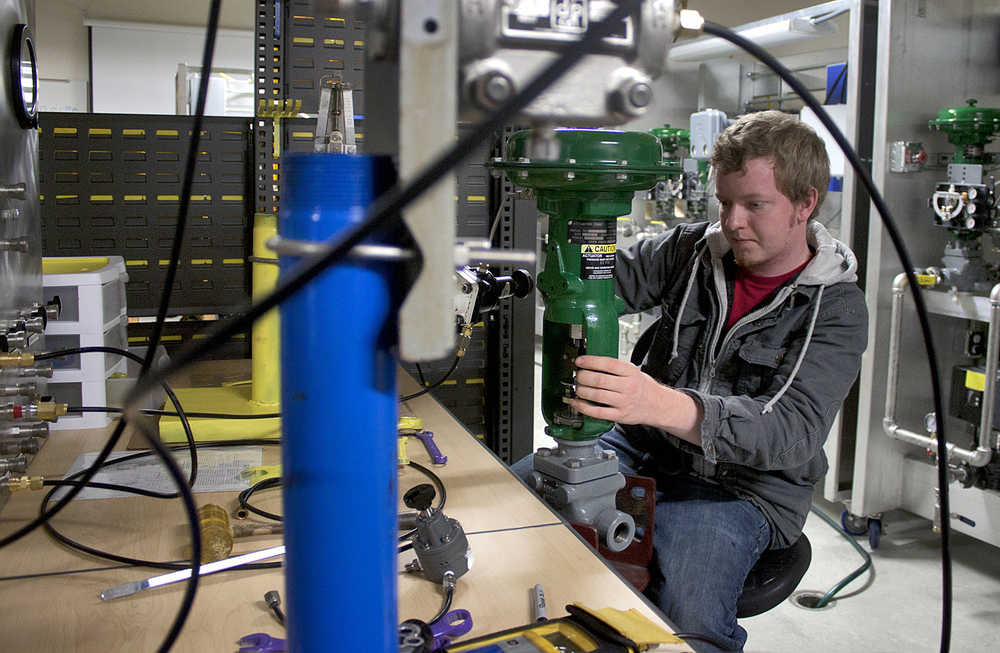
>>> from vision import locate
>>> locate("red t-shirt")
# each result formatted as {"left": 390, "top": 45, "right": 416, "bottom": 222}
{"left": 725, "top": 259, "right": 810, "bottom": 330}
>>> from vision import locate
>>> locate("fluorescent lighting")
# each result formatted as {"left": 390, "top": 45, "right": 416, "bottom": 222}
{"left": 669, "top": 0, "right": 847, "bottom": 63}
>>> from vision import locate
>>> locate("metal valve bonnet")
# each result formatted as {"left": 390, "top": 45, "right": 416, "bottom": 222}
{"left": 929, "top": 99, "right": 1000, "bottom": 163}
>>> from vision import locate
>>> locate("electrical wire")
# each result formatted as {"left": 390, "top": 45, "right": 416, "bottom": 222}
{"left": 699, "top": 19, "right": 952, "bottom": 653}
{"left": 401, "top": 356, "right": 461, "bottom": 402}
{"left": 36, "top": 346, "right": 198, "bottom": 493}
{"left": 67, "top": 406, "right": 281, "bottom": 420}
{"left": 810, "top": 506, "right": 872, "bottom": 608}
{"left": 124, "top": 0, "right": 642, "bottom": 418}
{"left": 427, "top": 585, "right": 454, "bottom": 627}
{"left": 238, "top": 476, "right": 283, "bottom": 522}
{"left": 140, "top": 0, "right": 221, "bottom": 377}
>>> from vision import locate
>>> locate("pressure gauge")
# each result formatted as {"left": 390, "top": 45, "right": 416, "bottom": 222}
{"left": 9, "top": 24, "right": 38, "bottom": 128}
{"left": 923, "top": 412, "right": 937, "bottom": 435}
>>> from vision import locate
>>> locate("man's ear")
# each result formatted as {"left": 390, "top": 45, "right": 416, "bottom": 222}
{"left": 797, "top": 187, "right": 819, "bottom": 223}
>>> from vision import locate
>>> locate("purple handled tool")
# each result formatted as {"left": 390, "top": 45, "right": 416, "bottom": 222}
{"left": 430, "top": 609, "right": 473, "bottom": 649}
{"left": 237, "top": 632, "right": 286, "bottom": 653}
{"left": 412, "top": 430, "right": 447, "bottom": 465}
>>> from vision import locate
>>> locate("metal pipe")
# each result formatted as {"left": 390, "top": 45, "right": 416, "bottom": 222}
{"left": 882, "top": 273, "right": 993, "bottom": 466}
{"left": 279, "top": 152, "right": 398, "bottom": 652}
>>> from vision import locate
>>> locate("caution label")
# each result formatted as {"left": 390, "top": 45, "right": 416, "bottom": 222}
{"left": 581, "top": 244, "right": 616, "bottom": 254}
{"left": 567, "top": 219, "right": 617, "bottom": 281}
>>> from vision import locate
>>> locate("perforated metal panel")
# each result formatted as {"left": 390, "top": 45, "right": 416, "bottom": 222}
{"left": 38, "top": 113, "right": 253, "bottom": 316}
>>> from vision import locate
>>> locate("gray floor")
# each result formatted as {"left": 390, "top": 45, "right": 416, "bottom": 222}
{"left": 531, "top": 350, "right": 1000, "bottom": 652}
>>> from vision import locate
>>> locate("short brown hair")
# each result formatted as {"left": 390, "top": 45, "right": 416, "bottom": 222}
{"left": 710, "top": 110, "right": 829, "bottom": 219}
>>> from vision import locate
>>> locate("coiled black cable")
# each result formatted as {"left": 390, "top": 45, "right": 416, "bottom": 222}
{"left": 401, "top": 357, "right": 461, "bottom": 402}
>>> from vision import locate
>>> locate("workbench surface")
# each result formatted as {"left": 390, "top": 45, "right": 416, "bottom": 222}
{"left": 0, "top": 365, "right": 690, "bottom": 652}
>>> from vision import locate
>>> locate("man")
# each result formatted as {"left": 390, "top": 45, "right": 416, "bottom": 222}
{"left": 571, "top": 111, "right": 868, "bottom": 651}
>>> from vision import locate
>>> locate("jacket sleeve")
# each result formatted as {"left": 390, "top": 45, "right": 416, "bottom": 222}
{"left": 683, "top": 285, "right": 869, "bottom": 471}
{"left": 616, "top": 222, "right": 704, "bottom": 314}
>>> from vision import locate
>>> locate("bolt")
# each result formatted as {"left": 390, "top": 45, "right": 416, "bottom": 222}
{"left": 461, "top": 282, "right": 473, "bottom": 294}
{"left": 615, "top": 172, "right": 628, "bottom": 181}
{"left": 565, "top": 171, "right": 575, "bottom": 180}
{"left": 628, "top": 82, "right": 652, "bottom": 109}
{"left": 537, "top": 447, "right": 551, "bottom": 457}
{"left": 567, "top": 459, "right": 582, "bottom": 469}
{"left": 602, "top": 450, "right": 616, "bottom": 460}
{"left": 483, "top": 73, "right": 513, "bottom": 105}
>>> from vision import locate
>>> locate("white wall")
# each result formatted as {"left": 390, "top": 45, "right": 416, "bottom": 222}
{"left": 35, "top": 0, "right": 90, "bottom": 111}
{"left": 88, "top": 20, "right": 252, "bottom": 115}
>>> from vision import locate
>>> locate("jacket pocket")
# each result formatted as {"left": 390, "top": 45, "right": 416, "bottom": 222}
{"left": 734, "top": 340, "right": 786, "bottom": 396}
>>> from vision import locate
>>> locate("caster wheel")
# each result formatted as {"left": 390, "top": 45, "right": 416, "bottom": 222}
{"left": 868, "top": 519, "right": 882, "bottom": 549}
{"left": 841, "top": 510, "right": 869, "bottom": 536}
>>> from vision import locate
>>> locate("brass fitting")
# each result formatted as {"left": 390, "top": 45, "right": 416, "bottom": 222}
{"left": 0, "top": 352, "right": 34, "bottom": 367}
{"left": 3, "top": 475, "right": 44, "bottom": 492}
{"left": 456, "top": 322, "right": 474, "bottom": 358}
{"left": 35, "top": 401, "right": 68, "bottom": 422}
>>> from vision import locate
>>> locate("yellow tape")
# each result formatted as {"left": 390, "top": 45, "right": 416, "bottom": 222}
{"left": 966, "top": 370, "right": 986, "bottom": 392}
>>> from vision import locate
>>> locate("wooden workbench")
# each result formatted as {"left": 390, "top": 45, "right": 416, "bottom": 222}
{"left": 0, "top": 367, "right": 690, "bottom": 651}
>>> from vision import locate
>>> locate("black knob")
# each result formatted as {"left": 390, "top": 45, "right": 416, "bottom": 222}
{"left": 510, "top": 269, "right": 534, "bottom": 298}
{"left": 403, "top": 483, "right": 436, "bottom": 511}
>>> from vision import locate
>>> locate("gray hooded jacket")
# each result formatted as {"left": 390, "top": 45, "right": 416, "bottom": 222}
{"left": 615, "top": 220, "right": 868, "bottom": 548}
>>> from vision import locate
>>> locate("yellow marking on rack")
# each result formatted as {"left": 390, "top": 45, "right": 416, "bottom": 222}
{"left": 293, "top": 15, "right": 314, "bottom": 20}
{"left": 124, "top": 194, "right": 146, "bottom": 202}
{"left": 90, "top": 194, "right": 113, "bottom": 202}
{"left": 966, "top": 370, "right": 986, "bottom": 392}
{"left": 38, "top": 194, "right": 44, "bottom": 201}
{"left": 126, "top": 260, "right": 148, "bottom": 267}
{"left": 293, "top": 37, "right": 315, "bottom": 46}
{"left": 292, "top": 131, "right": 313, "bottom": 138}
{"left": 191, "top": 259, "right": 213, "bottom": 265}
{"left": 323, "top": 38, "right": 344, "bottom": 47}
{"left": 123, "top": 129, "right": 145, "bottom": 136}
{"left": 158, "top": 260, "right": 172, "bottom": 266}
{"left": 355, "top": 133, "right": 364, "bottom": 140}
{"left": 89, "top": 128, "right": 112, "bottom": 136}
{"left": 128, "top": 336, "right": 150, "bottom": 343}
{"left": 223, "top": 258, "right": 244, "bottom": 265}
{"left": 157, "top": 194, "right": 180, "bottom": 201}
{"left": 155, "top": 129, "right": 179, "bottom": 137}
{"left": 162, "top": 335, "right": 183, "bottom": 342}
{"left": 55, "top": 194, "right": 78, "bottom": 200}
{"left": 465, "top": 378, "right": 485, "bottom": 385}
{"left": 441, "top": 380, "right": 458, "bottom": 386}
{"left": 54, "top": 127, "right": 77, "bottom": 135}
{"left": 353, "top": 40, "right": 364, "bottom": 48}
{"left": 222, "top": 195, "right": 244, "bottom": 202}
{"left": 467, "top": 195, "right": 486, "bottom": 202}
{"left": 190, "top": 194, "right": 211, "bottom": 201}
{"left": 325, "top": 17, "right": 346, "bottom": 25}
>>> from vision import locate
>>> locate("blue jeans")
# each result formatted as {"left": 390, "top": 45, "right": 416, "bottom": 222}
{"left": 511, "top": 428, "right": 770, "bottom": 653}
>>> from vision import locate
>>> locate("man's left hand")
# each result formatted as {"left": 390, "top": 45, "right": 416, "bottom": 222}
{"left": 569, "top": 355, "right": 662, "bottom": 426}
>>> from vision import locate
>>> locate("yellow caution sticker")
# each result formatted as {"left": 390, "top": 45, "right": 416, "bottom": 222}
{"left": 581, "top": 243, "right": 616, "bottom": 254}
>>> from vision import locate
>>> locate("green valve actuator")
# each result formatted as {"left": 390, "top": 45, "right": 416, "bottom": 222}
{"left": 497, "top": 128, "right": 671, "bottom": 440}
{"left": 494, "top": 129, "right": 668, "bottom": 553}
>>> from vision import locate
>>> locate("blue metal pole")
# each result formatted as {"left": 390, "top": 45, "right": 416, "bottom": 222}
{"left": 278, "top": 153, "right": 398, "bottom": 652}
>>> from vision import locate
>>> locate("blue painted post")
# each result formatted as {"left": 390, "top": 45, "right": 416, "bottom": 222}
{"left": 278, "top": 153, "right": 398, "bottom": 652}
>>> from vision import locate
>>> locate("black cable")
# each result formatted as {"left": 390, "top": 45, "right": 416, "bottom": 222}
{"left": 427, "top": 586, "right": 454, "bottom": 627}
{"left": 671, "top": 632, "right": 732, "bottom": 650}
{"left": 238, "top": 476, "right": 283, "bottom": 522}
{"left": 124, "top": 0, "right": 642, "bottom": 416}
{"left": 39, "top": 438, "right": 284, "bottom": 572}
{"left": 36, "top": 346, "right": 199, "bottom": 490}
{"left": 68, "top": 406, "right": 281, "bottom": 420}
{"left": 398, "top": 542, "right": 414, "bottom": 554}
{"left": 699, "top": 20, "right": 952, "bottom": 653}
{"left": 42, "top": 478, "right": 174, "bottom": 499}
{"left": 401, "top": 356, "right": 461, "bottom": 402}
{"left": 823, "top": 63, "right": 848, "bottom": 105}
{"left": 140, "top": 0, "right": 221, "bottom": 378}
{"left": 415, "top": 362, "right": 428, "bottom": 387}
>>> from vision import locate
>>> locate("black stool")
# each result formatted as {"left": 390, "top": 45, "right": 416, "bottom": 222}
{"left": 736, "top": 534, "right": 811, "bottom": 618}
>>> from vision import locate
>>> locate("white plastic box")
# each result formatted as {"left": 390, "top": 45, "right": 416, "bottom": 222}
{"left": 42, "top": 257, "right": 130, "bottom": 430}
{"left": 42, "top": 256, "right": 127, "bottom": 336}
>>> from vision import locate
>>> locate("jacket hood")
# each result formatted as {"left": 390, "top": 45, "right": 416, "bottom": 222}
{"left": 702, "top": 220, "right": 858, "bottom": 287}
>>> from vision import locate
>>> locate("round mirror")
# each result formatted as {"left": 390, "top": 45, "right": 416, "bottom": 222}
{"left": 9, "top": 24, "right": 37, "bottom": 128}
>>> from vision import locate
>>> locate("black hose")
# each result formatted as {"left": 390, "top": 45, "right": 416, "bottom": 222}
{"left": 700, "top": 19, "right": 952, "bottom": 652}
{"left": 401, "top": 357, "right": 461, "bottom": 402}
